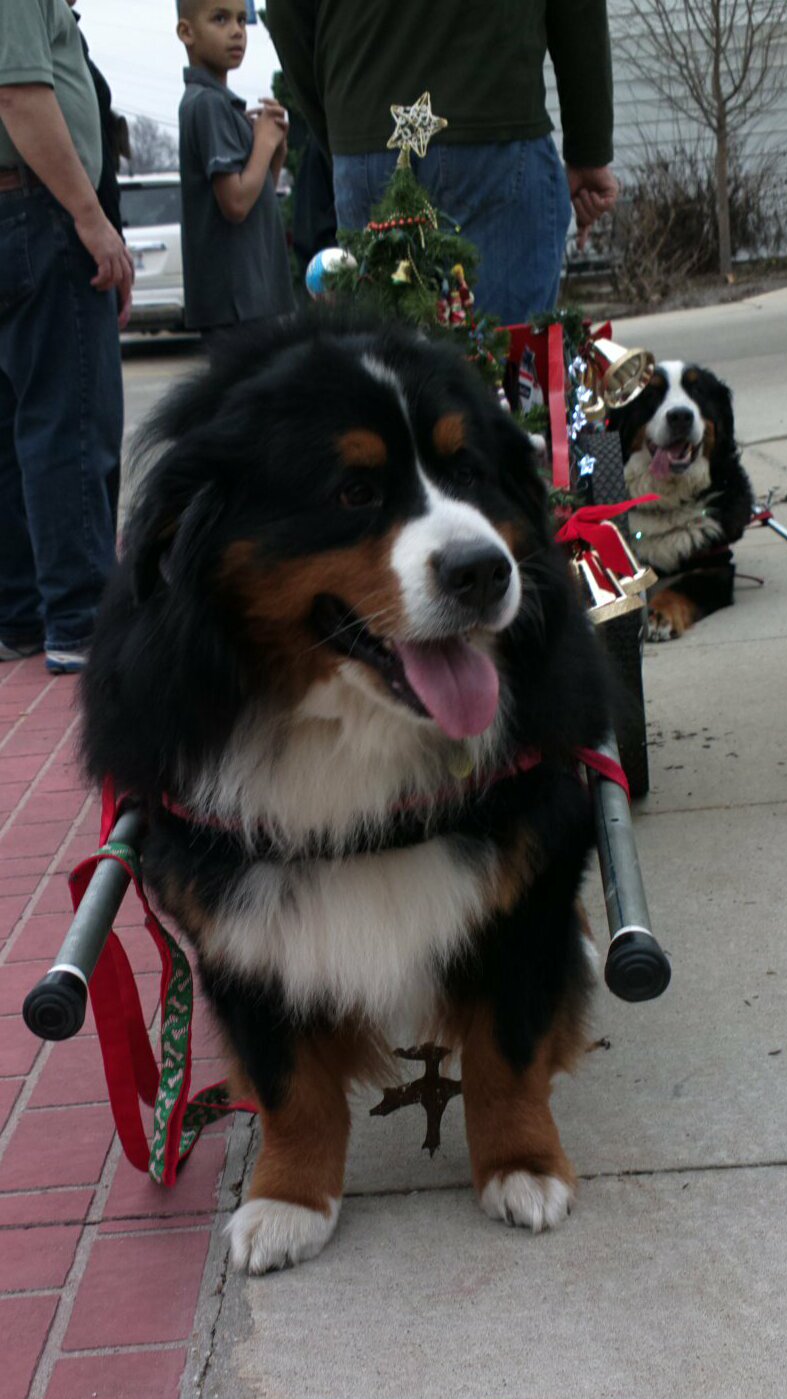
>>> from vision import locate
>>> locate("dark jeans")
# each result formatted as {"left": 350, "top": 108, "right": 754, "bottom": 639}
{"left": 332, "top": 136, "right": 573, "bottom": 324}
{"left": 0, "top": 184, "right": 122, "bottom": 652}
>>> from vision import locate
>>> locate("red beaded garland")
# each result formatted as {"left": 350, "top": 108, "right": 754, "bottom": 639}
{"left": 366, "top": 210, "right": 437, "bottom": 234}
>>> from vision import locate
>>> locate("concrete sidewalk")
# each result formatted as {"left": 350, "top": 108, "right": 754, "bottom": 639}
{"left": 188, "top": 570, "right": 787, "bottom": 1399}
{"left": 183, "top": 333, "right": 787, "bottom": 1394}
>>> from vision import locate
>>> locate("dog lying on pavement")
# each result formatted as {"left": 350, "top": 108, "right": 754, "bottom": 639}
{"left": 609, "top": 361, "right": 753, "bottom": 640}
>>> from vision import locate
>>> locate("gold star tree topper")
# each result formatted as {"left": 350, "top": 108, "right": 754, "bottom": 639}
{"left": 387, "top": 91, "right": 448, "bottom": 166}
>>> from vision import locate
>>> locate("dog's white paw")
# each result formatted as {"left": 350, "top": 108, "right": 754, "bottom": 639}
{"left": 481, "top": 1170, "right": 574, "bottom": 1233}
{"left": 646, "top": 611, "right": 676, "bottom": 643}
{"left": 226, "top": 1196, "right": 340, "bottom": 1274}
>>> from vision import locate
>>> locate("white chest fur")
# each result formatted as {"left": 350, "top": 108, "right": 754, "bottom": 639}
{"left": 625, "top": 449, "right": 724, "bottom": 573}
{"left": 203, "top": 835, "right": 492, "bottom": 1027}
{"left": 186, "top": 674, "right": 504, "bottom": 1027}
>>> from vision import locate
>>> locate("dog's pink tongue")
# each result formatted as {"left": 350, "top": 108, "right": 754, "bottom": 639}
{"left": 649, "top": 448, "right": 672, "bottom": 480}
{"left": 395, "top": 638, "right": 499, "bottom": 740}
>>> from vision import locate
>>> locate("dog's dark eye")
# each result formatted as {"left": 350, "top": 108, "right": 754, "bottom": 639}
{"left": 338, "top": 480, "right": 382, "bottom": 510}
{"left": 452, "top": 462, "right": 477, "bottom": 488}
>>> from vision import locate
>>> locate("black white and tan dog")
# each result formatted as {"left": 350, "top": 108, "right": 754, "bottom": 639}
{"left": 609, "top": 362, "right": 753, "bottom": 640}
{"left": 80, "top": 315, "right": 610, "bottom": 1274}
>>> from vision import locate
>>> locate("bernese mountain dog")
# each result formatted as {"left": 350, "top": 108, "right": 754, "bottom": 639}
{"left": 609, "top": 361, "right": 753, "bottom": 640}
{"left": 81, "top": 314, "right": 610, "bottom": 1274}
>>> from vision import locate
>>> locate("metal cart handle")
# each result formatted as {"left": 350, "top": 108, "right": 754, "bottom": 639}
{"left": 587, "top": 735, "right": 672, "bottom": 1002}
{"left": 23, "top": 807, "right": 145, "bottom": 1041}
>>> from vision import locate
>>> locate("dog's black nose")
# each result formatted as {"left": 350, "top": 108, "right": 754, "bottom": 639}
{"left": 435, "top": 544, "right": 512, "bottom": 611}
{"left": 666, "top": 406, "right": 695, "bottom": 437}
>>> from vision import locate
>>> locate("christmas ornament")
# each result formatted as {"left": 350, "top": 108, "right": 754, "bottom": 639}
{"left": 305, "top": 247, "right": 358, "bottom": 299}
{"left": 585, "top": 338, "right": 655, "bottom": 410}
{"left": 571, "top": 551, "right": 644, "bottom": 623}
{"left": 556, "top": 499, "right": 659, "bottom": 624}
{"left": 391, "top": 259, "right": 413, "bottom": 284}
{"left": 518, "top": 346, "right": 544, "bottom": 412}
{"left": 387, "top": 91, "right": 448, "bottom": 166}
{"left": 370, "top": 1044, "right": 461, "bottom": 1156}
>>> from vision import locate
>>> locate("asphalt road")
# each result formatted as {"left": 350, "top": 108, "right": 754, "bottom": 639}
{"left": 121, "top": 333, "right": 201, "bottom": 442}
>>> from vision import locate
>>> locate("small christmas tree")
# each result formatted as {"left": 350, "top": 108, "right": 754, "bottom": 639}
{"left": 327, "top": 93, "right": 508, "bottom": 388}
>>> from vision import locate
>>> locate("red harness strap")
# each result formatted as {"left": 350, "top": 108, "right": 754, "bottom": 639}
{"left": 576, "top": 746, "right": 630, "bottom": 799}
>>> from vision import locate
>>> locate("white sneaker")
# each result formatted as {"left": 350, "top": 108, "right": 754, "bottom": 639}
{"left": 45, "top": 649, "right": 88, "bottom": 675}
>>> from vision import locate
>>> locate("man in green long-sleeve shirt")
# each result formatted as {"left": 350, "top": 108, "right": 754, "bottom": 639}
{"left": 266, "top": 0, "right": 617, "bottom": 321}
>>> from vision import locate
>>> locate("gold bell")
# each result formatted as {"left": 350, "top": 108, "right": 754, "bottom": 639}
{"left": 586, "top": 338, "right": 655, "bottom": 410}
{"left": 571, "top": 549, "right": 644, "bottom": 624}
{"left": 579, "top": 365, "right": 607, "bottom": 423}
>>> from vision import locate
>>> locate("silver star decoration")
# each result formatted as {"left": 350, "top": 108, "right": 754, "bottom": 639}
{"left": 387, "top": 91, "right": 448, "bottom": 164}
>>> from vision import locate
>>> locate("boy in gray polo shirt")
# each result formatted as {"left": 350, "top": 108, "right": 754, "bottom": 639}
{"left": 176, "top": 0, "right": 294, "bottom": 334}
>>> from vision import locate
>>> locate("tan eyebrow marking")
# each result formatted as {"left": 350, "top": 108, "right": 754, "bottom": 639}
{"left": 684, "top": 368, "right": 700, "bottom": 384}
{"left": 432, "top": 412, "right": 466, "bottom": 456}
{"left": 335, "top": 429, "right": 388, "bottom": 468}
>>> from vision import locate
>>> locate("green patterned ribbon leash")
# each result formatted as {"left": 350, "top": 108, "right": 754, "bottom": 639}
{"left": 69, "top": 826, "right": 254, "bottom": 1188}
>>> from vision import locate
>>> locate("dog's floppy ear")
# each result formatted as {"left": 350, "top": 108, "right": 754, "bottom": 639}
{"left": 700, "top": 369, "right": 735, "bottom": 449}
{"left": 131, "top": 480, "right": 226, "bottom": 603}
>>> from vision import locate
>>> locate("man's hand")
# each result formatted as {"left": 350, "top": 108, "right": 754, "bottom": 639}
{"left": 74, "top": 206, "right": 135, "bottom": 302}
{"left": 566, "top": 165, "right": 618, "bottom": 250}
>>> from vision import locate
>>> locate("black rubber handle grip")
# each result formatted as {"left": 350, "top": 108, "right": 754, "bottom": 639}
{"left": 23, "top": 969, "right": 88, "bottom": 1042}
{"left": 604, "top": 929, "right": 672, "bottom": 1003}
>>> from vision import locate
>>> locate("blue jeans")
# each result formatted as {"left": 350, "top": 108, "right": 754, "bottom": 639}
{"left": 0, "top": 185, "right": 122, "bottom": 652}
{"left": 332, "top": 135, "right": 572, "bottom": 324}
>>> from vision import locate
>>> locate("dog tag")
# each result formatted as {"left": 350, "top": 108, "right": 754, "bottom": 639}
{"left": 447, "top": 747, "right": 475, "bottom": 780}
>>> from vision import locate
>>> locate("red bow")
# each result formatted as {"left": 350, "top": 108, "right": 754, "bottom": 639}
{"left": 555, "top": 497, "right": 660, "bottom": 576}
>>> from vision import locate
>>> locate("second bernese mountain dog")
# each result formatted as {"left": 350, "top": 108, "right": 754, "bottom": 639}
{"left": 80, "top": 314, "right": 610, "bottom": 1274}
{"left": 609, "top": 362, "right": 753, "bottom": 640}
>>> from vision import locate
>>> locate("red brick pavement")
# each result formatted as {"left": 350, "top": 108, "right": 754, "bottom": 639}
{"left": 0, "top": 658, "right": 236, "bottom": 1399}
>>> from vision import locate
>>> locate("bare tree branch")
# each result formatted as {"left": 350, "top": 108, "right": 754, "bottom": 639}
{"left": 128, "top": 115, "right": 179, "bottom": 174}
{"left": 614, "top": 0, "right": 787, "bottom": 274}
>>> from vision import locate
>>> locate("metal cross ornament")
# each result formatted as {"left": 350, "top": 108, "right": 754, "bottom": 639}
{"left": 387, "top": 91, "right": 448, "bottom": 166}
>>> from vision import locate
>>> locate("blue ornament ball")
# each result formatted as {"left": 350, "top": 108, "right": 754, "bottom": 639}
{"left": 305, "top": 247, "right": 357, "bottom": 299}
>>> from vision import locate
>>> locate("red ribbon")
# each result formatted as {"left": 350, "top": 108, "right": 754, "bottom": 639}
{"left": 547, "top": 323, "right": 571, "bottom": 490}
{"left": 555, "top": 497, "right": 660, "bottom": 576}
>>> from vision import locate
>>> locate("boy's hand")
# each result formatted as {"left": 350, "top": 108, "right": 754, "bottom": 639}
{"left": 247, "top": 100, "right": 288, "bottom": 156}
